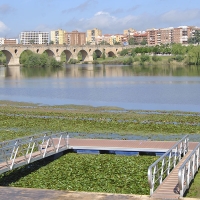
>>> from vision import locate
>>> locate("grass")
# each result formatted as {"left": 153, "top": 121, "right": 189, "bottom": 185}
{"left": 185, "top": 171, "right": 200, "bottom": 198}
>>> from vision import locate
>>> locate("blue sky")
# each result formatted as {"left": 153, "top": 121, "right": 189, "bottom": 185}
{"left": 0, "top": 0, "right": 200, "bottom": 38}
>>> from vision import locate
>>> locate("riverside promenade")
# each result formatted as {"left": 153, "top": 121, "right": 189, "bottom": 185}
{"left": 0, "top": 186, "right": 199, "bottom": 200}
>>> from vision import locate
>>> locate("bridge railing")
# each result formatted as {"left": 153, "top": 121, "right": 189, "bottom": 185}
{"left": 178, "top": 142, "right": 200, "bottom": 197}
{"left": 0, "top": 132, "right": 69, "bottom": 174}
{"left": 148, "top": 135, "right": 189, "bottom": 195}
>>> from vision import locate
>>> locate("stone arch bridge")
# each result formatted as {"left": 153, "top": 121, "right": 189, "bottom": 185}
{"left": 0, "top": 44, "right": 127, "bottom": 66}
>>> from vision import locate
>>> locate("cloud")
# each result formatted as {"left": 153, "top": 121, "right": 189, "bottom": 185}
{"left": 64, "top": 8, "right": 200, "bottom": 34}
{"left": 0, "top": 4, "right": 14, "bottom": 14}
{"left": 64, "top": 11, "right": 154, "bottom": 34}
{"left": 62, "top": 0, "right": 97, "bottom": 14}
{"left": 0, "top": 21, "right": 9, "bottom": 33}
{"left": 160, "top": 9, "right": 200, "bottom": 24}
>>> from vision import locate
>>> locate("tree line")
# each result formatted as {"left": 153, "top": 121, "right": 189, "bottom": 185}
{"left": 118, "top": 43, "right": 200, "bottom": 65}
{"left": 20, "top": 51, "right": 62, "bottom": 67}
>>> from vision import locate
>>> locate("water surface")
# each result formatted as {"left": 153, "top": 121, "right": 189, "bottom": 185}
{"left": 0, "top": 64, "right": 200, "bottom": 112}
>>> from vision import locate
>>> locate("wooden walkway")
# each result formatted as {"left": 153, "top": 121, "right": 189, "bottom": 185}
{"left": 59, "top": 138, "right": 198, "bottom": 152}
{"left": 151, "top": 150, "right": 192, "bottom": 199}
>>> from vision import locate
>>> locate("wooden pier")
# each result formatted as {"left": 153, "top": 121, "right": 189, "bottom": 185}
{"left": 0, "top": 134, "right": 199, "bottom": 199}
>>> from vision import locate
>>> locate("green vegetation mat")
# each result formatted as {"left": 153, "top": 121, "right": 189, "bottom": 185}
{"left": 0, "top": 154, "right": 157, "bottom": 195}
{"left": 0, "top": 100, "right": 200, "bottom": 142}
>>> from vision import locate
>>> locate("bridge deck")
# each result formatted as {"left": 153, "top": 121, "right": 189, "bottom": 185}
{"left": 151, "top": 150, "right": 192, "bottom": 199}
{"left": 65, "top": 138, "right": 198, "bottom": 152}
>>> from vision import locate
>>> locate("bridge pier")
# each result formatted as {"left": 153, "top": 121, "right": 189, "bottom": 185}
{"left": 55, "top": 56, "right": 61, "bottom": 62}
{"left": 7, "top": 57, "right": 20, "bottom": 66}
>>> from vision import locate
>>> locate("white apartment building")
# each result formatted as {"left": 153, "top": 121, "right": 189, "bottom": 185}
{"left": 19, "top": 31, "right": 49, "bottom": 45}
{"left": 0, "top": 38, "right": 4, "bottom": 45}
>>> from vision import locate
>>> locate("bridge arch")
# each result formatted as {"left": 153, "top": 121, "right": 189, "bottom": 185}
{"left": 107, "top": 51, "right": 116, "bottom": 57}
{"left": 43, "top": 49, "right": 55, "bottom": 57}
{"left": 94, "top": 49, "right": 102, "bottom": 58}
{"left": 61, "top": 50, "right": 73, "bottom": 63}
{"left": 1, "top": 50, "right": 15, "bottom": 66}
{"left": 78, "top": 50, "right": 88, "bottom": 61}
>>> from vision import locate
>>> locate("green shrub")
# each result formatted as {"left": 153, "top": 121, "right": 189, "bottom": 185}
{"left": 152, "top": 55, "right": 161, "bottom": 62}
{"left": 134, "top": 57, "right": 140, "bottom": 62}
{"left": 123, "top": 57, "right": 133, "bottom": 65}
{"left": 140, "top": 54, "right": 150, "bottom": 62}
{"left": 68, "top": 59, "right": 79, "bottom": 64}
{"left": 92, "top": 60, "right": 99, "bottom": 64}
{"left": 175, "top": 55, "right": 184, "bottom": 62}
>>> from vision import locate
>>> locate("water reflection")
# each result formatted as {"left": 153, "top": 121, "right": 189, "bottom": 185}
{"left": 0, "top": 64, "right": 200, "bottom": 112}
{"left": 1, "top": 64, "right": 200, "bottom": 79}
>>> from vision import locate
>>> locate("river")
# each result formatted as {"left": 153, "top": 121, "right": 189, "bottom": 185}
{"left": 0, "top": 64, "right": 200, "bottom": 112}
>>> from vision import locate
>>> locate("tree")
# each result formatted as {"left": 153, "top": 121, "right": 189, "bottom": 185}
{"left": 44, "top": 40, "right": 48, "bottom": 45}
{"left": 102, "top": 50, "right": 106, "bottom": 60}
{"left": 29, "top": 40, "right": 35, "bottom": 44}
{"left": 172, "top": 44, "right": 186, "bottom": 55}
{"left": 128, "top": 37, "right": 138, "bottom": 45}
{"left": 93, "top": 52, "right": 97, "bottom": 60}
{"left": 114, "top": 41, "right": 121, "bottom": 45}
{"left": 140, "top": 39, "right": 147, "bottom": 45}
{"left": 49, "top": 41, "right": 54, "bottom": 45}
{"left": 187, "top": 45, "right": 200, "bottom": 65}
{"left": 140, "top": 54, "right": 150, "bottom": 62}
{"left": 119, "top": 49, "right": 129, "bottom": 56}
{"left": 78, "top": 52, "right": 82, "bottom": 61}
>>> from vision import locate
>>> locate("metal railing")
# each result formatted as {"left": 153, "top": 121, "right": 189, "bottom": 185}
{"left": 148, "top": 135, "right": 189, "bottom": 195}
{"left": 178, "top": 142, "right": 200, "bottom": 197}
{"left": 0, "top": 132, "right": 69, "bottom": 174}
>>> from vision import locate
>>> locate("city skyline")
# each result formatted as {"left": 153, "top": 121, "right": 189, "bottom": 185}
{"left": 0, "top": 0, "right": 200, "bottom": 38}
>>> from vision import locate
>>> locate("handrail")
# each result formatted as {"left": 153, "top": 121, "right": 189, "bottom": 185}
{"left": 178, "top": 142, "right": 200, "bottom": 197}
{"left": 148, "top": 135, "right": 189, "bottom": 196}
{"left": 0, "top": 132, "right": 69, "bottom": 174}
{"left": 0, "top": 131, "right": 51, "bottom": 148}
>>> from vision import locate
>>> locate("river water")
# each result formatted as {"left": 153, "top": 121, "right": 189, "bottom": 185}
{"left": 0, "top": 64, "right": 200, "bottom": 112}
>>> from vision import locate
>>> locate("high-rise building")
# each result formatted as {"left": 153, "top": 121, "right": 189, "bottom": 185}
{"left": 50, "top": 29, "right": 66, "bottom": 44}
{"left": 146, "top": 29, "right": 159, "bottom": 45}
{"left": 65, "top": 30, "right": 86, "bottom": 46}
{"left": 86, "top": 28, "right": 102, "bottom": 45}
{"left": 133, "top": 31, "right": 148, "bottom": 44}
{"left": 123, "top": 28, "right": 136, "bottom": 37}
{"left": 19, "top": 31, "right": 49, "bottom": 45}
{"left": 146, "top": 26, "right": 200, "bottom": 45}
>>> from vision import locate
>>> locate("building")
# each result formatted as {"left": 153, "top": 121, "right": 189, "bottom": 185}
{"left": 4, "top": 39, "right": 18, "bottom": 45}
{"left": 50, "top": 29, "right": 66, "bottom": 45}
{"left": 157, "top": 27, "right": 173, "bottom": 44}
{"left": 65, "top": 30, "right": 86, "bottom": 46}
{"left": 146, "top": 26, "right": 200, "bottom": 45}
{"left": 133, "top": 31, "right": 148, "bottom": 44}
{"left": 0, "top": 38, "right": 4, "bottom": 45}
{"left": 123, "top": 28, "right": 136, "bottom": 36}
{"left": 0, "top": 38, "right": 18, "bottom": 45}
{"left": 19, "top": 31, "right": 49, "bottom": 45}
{"left": 86, "top": 28, "right": 102, "bottom": 45}
{"left": 146, "top": 29, "right": 159, "bottom": 45}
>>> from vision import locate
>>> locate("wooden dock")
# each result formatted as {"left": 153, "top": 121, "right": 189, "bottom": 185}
{"left": 0, "top": 136, "right": 199, "bottom": 199}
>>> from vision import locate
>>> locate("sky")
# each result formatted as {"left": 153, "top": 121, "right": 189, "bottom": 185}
{"left": 0, "top": 0, "right": 200, "bottom": 38}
